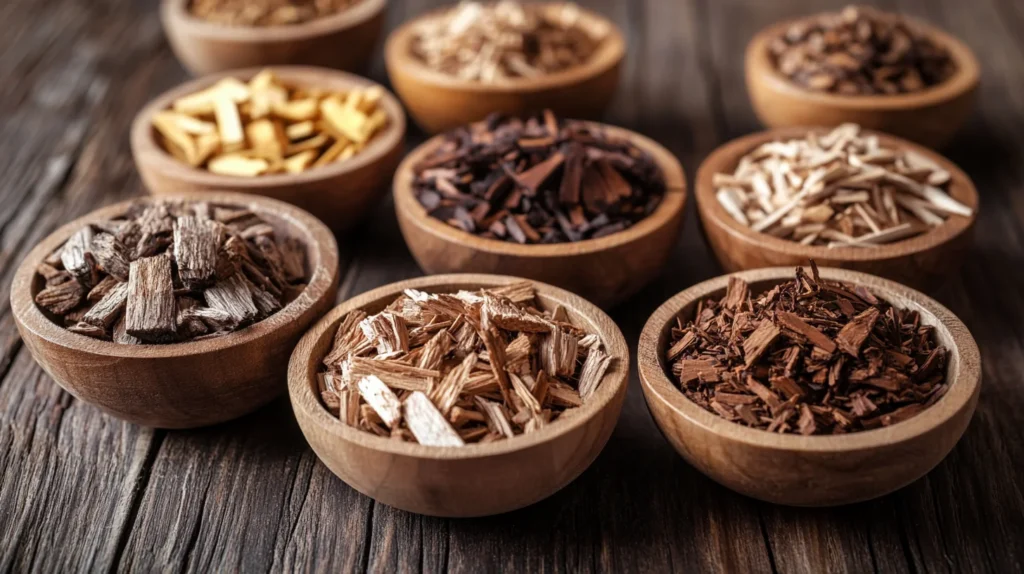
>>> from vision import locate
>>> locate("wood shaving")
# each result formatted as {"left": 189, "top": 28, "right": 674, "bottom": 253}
{"left": 411, "top": 1, "right": 609, "bottom": 82}
{"left": 318, "top": 281, "right": 614, "bottom": 446}
{"left": 714, "top": 124, "right": 971, "bottom": 247}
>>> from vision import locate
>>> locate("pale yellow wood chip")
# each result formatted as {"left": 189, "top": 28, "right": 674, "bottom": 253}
{"left": 285, "top": 120, "right": 316, "bottom": 141}
{"left": 283, "top": 150, "right": 317, "bottom": 174}
{"left": 208, "top": 154, "right": 269, "bottom": 177}
{"left": 213, "top": 97, "right": 245, "bottom": 152}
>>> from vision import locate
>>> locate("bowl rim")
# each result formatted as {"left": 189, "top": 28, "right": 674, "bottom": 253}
{"left": 393, "top": 121, "right": 687, "bottom": 258}
{"left": 637, "top": 266, "right": 982, "bottom": 453}
{"left": 287, "top": 273, "right": 630, "bottom": 460}
{"left": 746, "top": 12, "right": 980, "bottom": 110}
{"left": 129, "top": 65, "right": 407, "bottom": 189}
{"left": 694, "top": 126, "right": 978, "bottom": 263}
{"left": 161, "top": 0, "right": 387, "bottom": 42}
{"left": 383, "top": 2, "right": 626, "bottom": 94}
{"left": 10, "top": 191, "right": 339, "bottom": 360}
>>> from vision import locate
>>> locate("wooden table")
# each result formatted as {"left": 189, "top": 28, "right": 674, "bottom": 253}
{"left": 2, "top": 0, "right": 1022, "bottom": 571}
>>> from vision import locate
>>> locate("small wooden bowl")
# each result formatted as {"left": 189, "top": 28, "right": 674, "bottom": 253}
{"left": 383, "top": 3, "right": 625, "bottom": 134}
{"left": 10, "top": 192, "right": 340, "bottom": 429}
{"left": 638, "top": 267, "right": 981, "bottom": 506}
{"left": 695, "top": 127, "right": 978, "bottom": 291}
{"left": 160, "top": 0, "right": 387, "bottom": 75}
{"left": 394, "top": 124, "right": 686, "bottom": 308}
{"left": 288, "top": 273, "right": 629, "bottom": 517}
{"left": 745, "top": 15, "right": 980, "bottom": 148}
{"left": 130, "top": 66, "right": 406, "bottom": 234}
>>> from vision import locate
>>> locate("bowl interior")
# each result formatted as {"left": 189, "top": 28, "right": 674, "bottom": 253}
{"left": 751, "top": 13, "right": 980, "bottom": 109}
{"left": 696, "top": 127, "right": 978, "bottom": 262}
{"left": 643, "top": 268, "right": 979, "bottom": 451}
{"left": 134, "top": 66, "right": 406, "bottom": 188}
{"left": 296, "top": 275, "right": 629, "bottom": 459}
{"left": 26, "top": 194, "right": 331, "bottom": 356}
{"left": 394, "top": 122, "right": 687, "bottom": 258}
{"left": 385, "top": 2, "right": 625, "bottom": 93}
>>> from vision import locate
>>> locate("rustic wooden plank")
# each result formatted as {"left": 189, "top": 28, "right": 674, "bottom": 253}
{"left": 0, "top": 349, "right": 158, "bottom": 572}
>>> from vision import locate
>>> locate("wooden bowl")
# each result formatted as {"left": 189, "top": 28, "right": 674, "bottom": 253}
{"left": 287, "top": 273, "right": 629, "bottom": 517}
{"left": 160, "top": 0, "right": 387, "bottom": 75}
{"left": 130, "top": 66, "right": 406, "bottom": 234}
{"left": 383, "top": 3, "right": 625, "bottom": 134}
{"left": 745, "top": 15, "right": 980, "bottom": 148}
{"left": 394, "top": 124, "right": 686, "bottom": 309}
{"left": 695, "top": 127, "right": 978, "bottom": 291}
{"left": 10, "top": 192, "right": 340, "bottom": 429}
{"left": 637, "top": 267, "right": 981, "bottom": 506}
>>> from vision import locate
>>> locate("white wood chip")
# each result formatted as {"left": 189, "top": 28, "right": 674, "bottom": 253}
{"left": 403, "top": 391, "right": 465, "bottom": 447}
{"left": 357, "top": 375, "right": 402, "bottom": 429}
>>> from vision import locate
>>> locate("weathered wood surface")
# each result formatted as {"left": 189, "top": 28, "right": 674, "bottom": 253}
{"left": 1, "top": 0, "right": 1022, "bottom": 571}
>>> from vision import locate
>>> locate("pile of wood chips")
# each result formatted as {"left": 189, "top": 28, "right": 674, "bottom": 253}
{"left": 714, "top": 124, "right": 972, "bottom": 247}
{"left": 668, "top": 264, "right": 949, "bottom": 435}
{"left": 318, "top": 282, "right": 614, "bottom": 446}
{"left": 413, "top": 110, "right": 665, "bottom": 244}
{"left": 769, "top": 5, "right": 955, "bottom": 95}
{"left": 34, "top": 200, "right": 306, "bottom": 344}
{"left": 153, "top": 69, "right": 389, "bottom": 177}
{"left": 411, "top": 1, "right": 609, "bottom": 82}
{"left": 189, "top": 0, "right": 364, "bottom": 26}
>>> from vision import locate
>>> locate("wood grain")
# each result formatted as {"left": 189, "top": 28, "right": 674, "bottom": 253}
{"left": 1, "top": 0, "right": 1022, "bottom": 571}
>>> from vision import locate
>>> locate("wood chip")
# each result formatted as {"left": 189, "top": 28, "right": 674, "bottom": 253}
{"left": 666, "top": 264, "right": 950, "bottom": 435}
{"left": 125, "top": 256, "right": 177, "bottom": 342}
{"left": 714, "top": 123, "right": 971, "bottom": 247}
{"left": 318, "top": 281, "right": 611, "bottom": 446}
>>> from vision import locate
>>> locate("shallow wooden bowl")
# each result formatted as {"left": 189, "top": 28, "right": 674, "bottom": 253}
{"left": 695, "top": 127, "right": 977, "bottom": 291}
{"left": 288, "top": 273, "right": 629, "bottom": 517}
{"left": 638, "top": 267, "right": 981, "bottom": 506}
{"left": 131, "top": 66, "right": 406, "bottom": 234}
{"left": 383, "top": 3, "right": 625, "bottom": 134}
{"left": 394, "top": 124, "right": 686, "bottom": 308}
{"left": 10, "top": 192, "right": 340, "bottom": 429}
{"left": 161, "top": 0, "right": 387, "bottom": 75}
{"left": 746, "top": 15, "right": 980, "bottom": 149}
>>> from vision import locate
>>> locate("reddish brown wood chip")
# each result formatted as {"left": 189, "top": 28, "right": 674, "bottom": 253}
{"left": 777, "top": 311, "right": 837, "bottom": 353}
{"left": 665, "top": 263, "right": 950, "bottom": 435}
{"left": 836, "top": 307, "right": 881, "bottom": 357}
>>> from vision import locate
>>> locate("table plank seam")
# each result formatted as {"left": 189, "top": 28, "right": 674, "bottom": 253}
{"left": 110, "top": 429, "right": 165, "bottom": 571}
